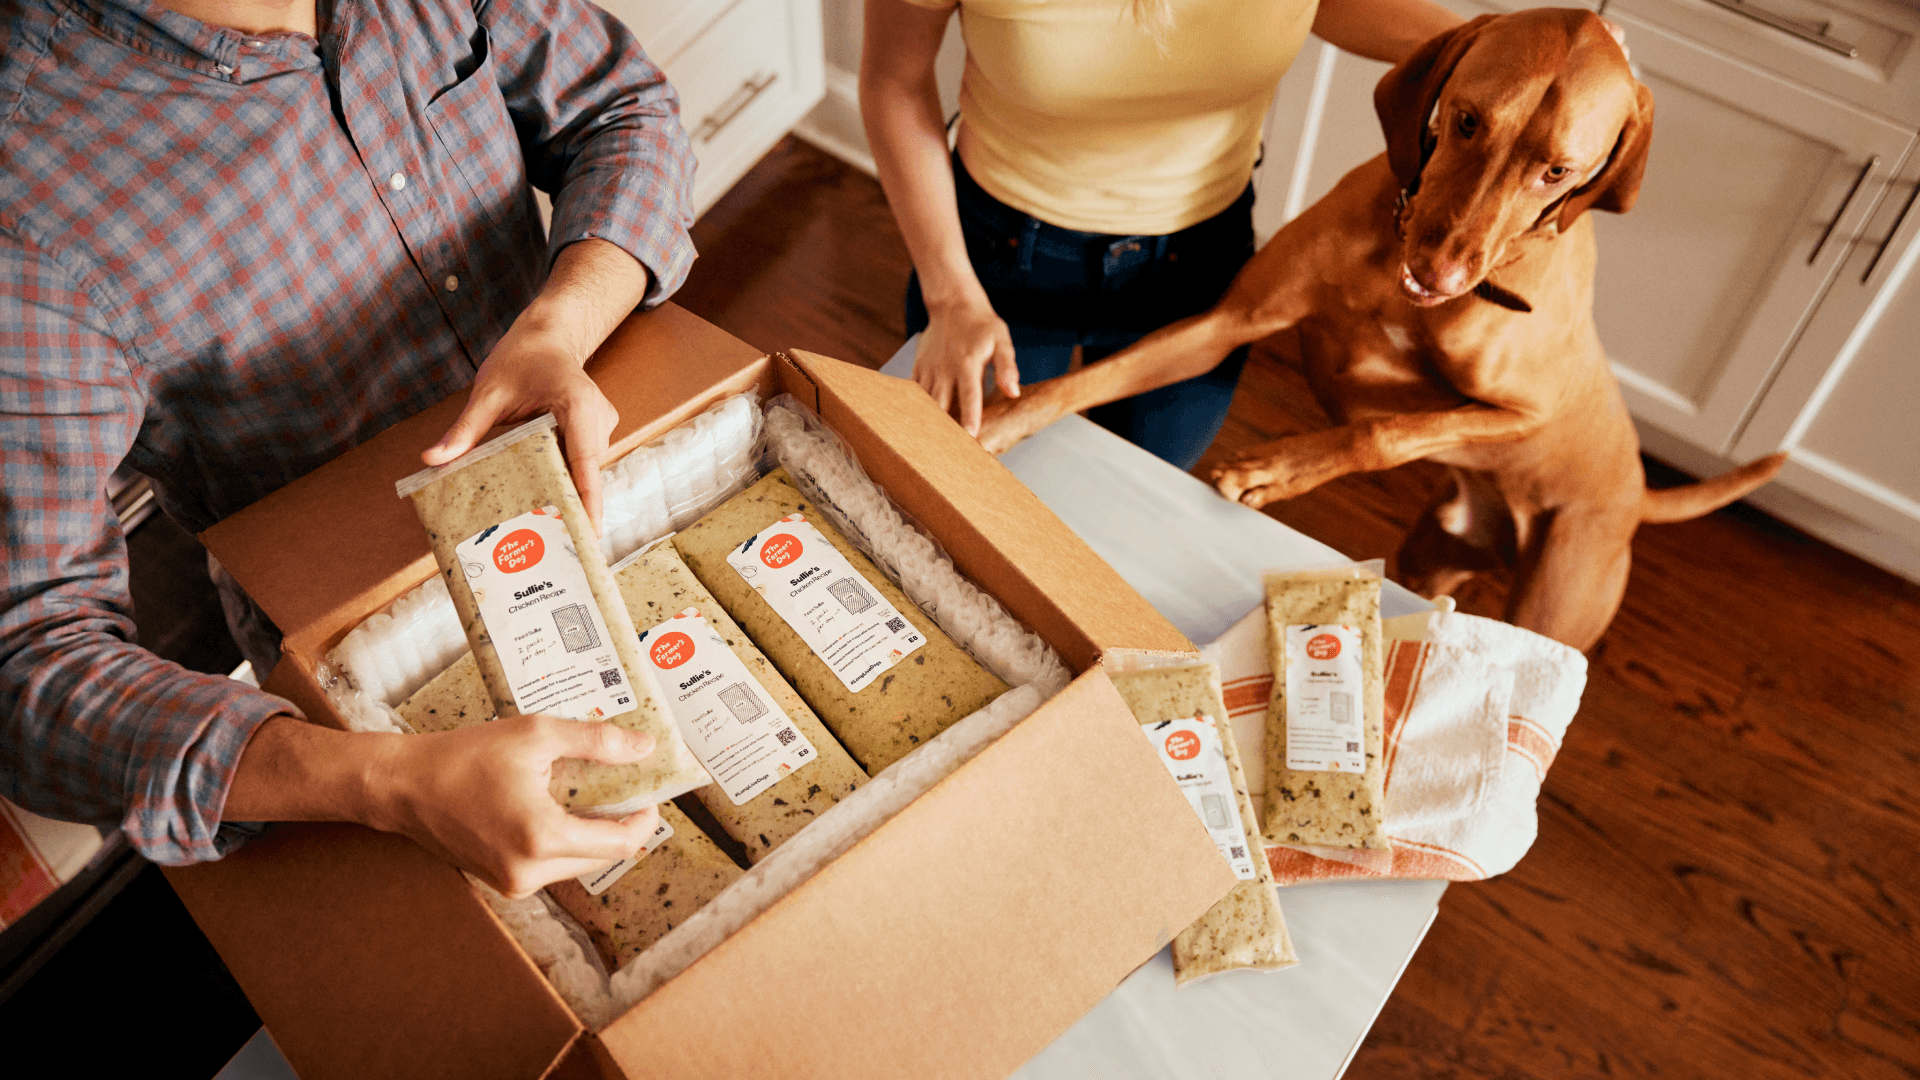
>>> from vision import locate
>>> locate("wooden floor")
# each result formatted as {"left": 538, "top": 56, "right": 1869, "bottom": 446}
{"left": 680, "top": 138, "right": 1920, "bottom": 1080}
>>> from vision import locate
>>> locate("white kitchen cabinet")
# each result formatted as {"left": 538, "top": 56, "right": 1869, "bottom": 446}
{"left": 1252, "top": 0, "right": 1920, "bottom": 580}
{"left": 587, "top": 0, "right": 827, "bottom": 216}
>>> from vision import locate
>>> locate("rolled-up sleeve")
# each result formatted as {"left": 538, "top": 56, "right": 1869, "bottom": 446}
{"left": 0, "top": 230, "right": 293, "bottom": 865}
{"left": 486, "top": 0, "right": 698, "bottom": 307}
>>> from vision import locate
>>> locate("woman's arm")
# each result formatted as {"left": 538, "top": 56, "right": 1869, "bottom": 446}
{"left": 860, "top": 0, "right": 1017, "bottom": 435}
{"left": 1311, "top": 0, "right": 1463, "bottom": 64}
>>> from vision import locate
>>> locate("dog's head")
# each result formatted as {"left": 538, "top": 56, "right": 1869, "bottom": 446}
{"left": 1374, "top": 9, "right": 1652, "bottom": 307}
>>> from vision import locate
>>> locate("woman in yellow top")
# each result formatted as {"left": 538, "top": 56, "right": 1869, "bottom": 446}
{"left": 862, "top": 0, "right": 1460, "bottom": 468}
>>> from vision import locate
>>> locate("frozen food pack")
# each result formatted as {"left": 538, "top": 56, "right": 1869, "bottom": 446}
{"left": 395, "top": 414, "right": 708, "bottom": 815}
{"left": 671, "top": 469, "right": 1009, "bottom": 773}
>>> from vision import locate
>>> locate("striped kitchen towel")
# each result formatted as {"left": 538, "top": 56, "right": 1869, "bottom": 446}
{"left": 0, "top": 800, "right": 104, "bottom": 928}
{"left": 1202, "top": 606, "right": 1586, "bottom": 884}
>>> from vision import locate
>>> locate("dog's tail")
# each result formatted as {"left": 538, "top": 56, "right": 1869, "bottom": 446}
{"left": 1641, "top": 452, "right": 1789, "bottom": 525}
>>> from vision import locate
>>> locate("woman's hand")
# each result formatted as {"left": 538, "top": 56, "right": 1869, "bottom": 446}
{"left": 916, "top": 297, "right": 1020, "bottom": 436}
{"left": 367, "top": 714, "right": 664, "bottom": 898}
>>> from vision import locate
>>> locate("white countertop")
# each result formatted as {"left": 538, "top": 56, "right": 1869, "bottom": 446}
{"left": 881, "top": 341, "right": 1448, "bottom": 1080}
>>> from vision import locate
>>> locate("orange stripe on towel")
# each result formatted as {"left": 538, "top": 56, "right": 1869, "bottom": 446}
{"left": 1222, "top": 676, "right": 1272, "bottom": 717}
{"left": 1507, "top": 715, "right": 1559, "bottom": 781}
{"left": 1381, "top": 641, "right": 1429, "bottom": 787}
{"left": 1264, "top": 834, "right": 1487, "bottom": 885}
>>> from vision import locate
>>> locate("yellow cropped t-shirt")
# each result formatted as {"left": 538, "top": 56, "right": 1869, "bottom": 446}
{"left": 899, "top": 0, "right": 1320, "bottom": 235}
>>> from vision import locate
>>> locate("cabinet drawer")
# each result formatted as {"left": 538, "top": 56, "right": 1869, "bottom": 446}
{"left": 666, "top": 0, "right": 821, "bottom": 214}
{"left": 594, "top": 0, "right": 734, "bottom": 67}
{"left": 1603, "top": 0, "right": 1920, "bottom": 125}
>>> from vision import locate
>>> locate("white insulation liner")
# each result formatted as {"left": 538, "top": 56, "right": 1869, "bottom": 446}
{"left": 316, "top": 392, "right": 1071, "bottom": 1025}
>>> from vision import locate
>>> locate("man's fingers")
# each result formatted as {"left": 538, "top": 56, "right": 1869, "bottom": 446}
{"left": 553, "top": 804, "right": 664, "bottom": 864}
{"left": 957, "top": 374, "right": 985, "bottom": 436}
{"left": 533, "top": 716, "right": 656, "bottom": 764}
{"left": 424, "top": 387, "right": 509, "bottom": 466}
{"left": 558, "top": 404, "right": 612, "bottom": 535}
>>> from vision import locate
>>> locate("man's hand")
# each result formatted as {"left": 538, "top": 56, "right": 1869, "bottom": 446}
{"left": 915, "top": 297, "right": 1020, "bottom": 436}
{"left": 226, "top": 712, "right": 664, "bottom": 898}
{"left": 422, "top": 239, "right": 651, "bottom": 531}
{"left": 369, "top": 715, "right": 663, "bottom": 898}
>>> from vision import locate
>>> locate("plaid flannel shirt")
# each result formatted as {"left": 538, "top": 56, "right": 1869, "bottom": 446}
{"left": 0, "top": 0, "right": 696, "bottom": 863}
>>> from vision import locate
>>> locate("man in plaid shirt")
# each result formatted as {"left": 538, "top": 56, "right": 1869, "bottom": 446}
{"left": 0, "top": 0, "right": 696, "bottom": 895}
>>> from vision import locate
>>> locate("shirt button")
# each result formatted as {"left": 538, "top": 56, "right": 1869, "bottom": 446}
{"left": 444, "top": 275, "right": 459, "bottom": 293}
{"left": 388, "top": 172, "right": 407, "bottom": 192}
{"left": 216, "top": 64, "right": 234, "bottom": 75}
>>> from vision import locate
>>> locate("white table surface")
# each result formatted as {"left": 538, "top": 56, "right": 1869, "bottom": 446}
{"left": 882, "top": 340, "right": 1448, "bottom": 1080}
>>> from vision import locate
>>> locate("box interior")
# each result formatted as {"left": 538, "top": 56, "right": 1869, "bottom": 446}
{"left": 175, "top": 306, "right": 1232, "bottom": 1080}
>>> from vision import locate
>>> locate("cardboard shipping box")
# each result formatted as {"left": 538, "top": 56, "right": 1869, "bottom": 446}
{"left": 165, "top": 304, "right": 1236, "bottom": 1080}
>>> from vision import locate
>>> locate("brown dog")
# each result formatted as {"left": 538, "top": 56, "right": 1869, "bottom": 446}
{"left": 978, "top": 9, "right": 1784, "bottom": 651}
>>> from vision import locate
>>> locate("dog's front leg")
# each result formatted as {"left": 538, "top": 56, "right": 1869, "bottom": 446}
{"left": 1213, "top": 404, "right": 1543, "bottom": 508}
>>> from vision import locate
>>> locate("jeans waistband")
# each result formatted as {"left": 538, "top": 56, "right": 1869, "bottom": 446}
{"left": 952, "top": 152, "right": 1255, "bottom": 263}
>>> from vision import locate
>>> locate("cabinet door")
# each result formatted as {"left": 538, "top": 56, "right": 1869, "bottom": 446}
{"left": 1589, "top": 6, "right": 1914, "bottom": 454}
{"left": 1730, "top": 154, "right": 1920, "bottom": 559}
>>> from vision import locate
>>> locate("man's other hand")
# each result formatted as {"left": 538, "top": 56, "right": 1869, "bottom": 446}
{"left": 369, "top": 714, "right": 663, "bottom": 898}
{"left": 421, "top": 239, "right": 652, "bottom": 532}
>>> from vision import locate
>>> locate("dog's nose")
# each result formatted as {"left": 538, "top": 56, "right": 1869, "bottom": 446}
{"left": 1400, "top": 258, "right": 1472, "bottom": 304}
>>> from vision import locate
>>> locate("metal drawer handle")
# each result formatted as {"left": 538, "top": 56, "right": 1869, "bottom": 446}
{"left": 1862, "top": 180, "right": 1918, "bottom": 284}
{"left": 694, "top": 71, "right": 779, "bottom": 145}
{"left": 1702, "top": 0, "right": 1859, "bottom": 58}
{"left": 1809, "top": 156, "right": 1877, "bottom": 265}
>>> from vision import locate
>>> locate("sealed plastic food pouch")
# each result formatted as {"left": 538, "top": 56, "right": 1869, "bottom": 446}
{"left": 1261, "top": 563, "right": 1388, "bottom": 852}
{"left": 672, "top": 469, "right": 1009, "bottom": 774}
{"left": 1109, "top": 662, "right": 1297, "bottom": 986}
{"left": 395, "top": 414, "right": 708, "bottom": 815}
{"left": 613, "top": 541, "right": 868, "bottom": 862}
{"left": 543, "top": 801, "right": 745, "bottom": 971}
{"left": 396, "top": 649, "right": 744, "bottom": 972}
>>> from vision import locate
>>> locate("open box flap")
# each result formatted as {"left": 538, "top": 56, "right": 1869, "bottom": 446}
{"left": 774, "top": 350, "right": 1195, "bottom": 672}
{"left": 594, "top": 665, "right": 1236, "bottom": 1080}
{"left": 199, "top": 303, "right": 765, "bottom": 660}
{"left": 165, "top": 821, "right": 584, "bottom": 1080}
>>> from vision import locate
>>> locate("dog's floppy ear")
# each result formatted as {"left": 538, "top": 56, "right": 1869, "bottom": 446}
{"left": 1374, "top": 15, "right": 1500, "bottom": 191}
{"left": 1556, "top": 81, "right": 1655, "bottom": 226}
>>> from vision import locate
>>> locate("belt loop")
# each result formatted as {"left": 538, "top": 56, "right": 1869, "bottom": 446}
{"left": 1017, "top": 218, "right": 1040, "bottom": 273}
{"left": 1150, "top": 233, "right": 1171, "bottom": 287}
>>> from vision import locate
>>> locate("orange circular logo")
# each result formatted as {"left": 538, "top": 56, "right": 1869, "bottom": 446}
{"left": 1306, "top": 633, "right": 1342, "bottom": 660}
{"left": 1164, "top": 730, "right": 1201, "bottom": 761}
{"left": 650, "top": 631, "right": 695, "bottom": 669}
{"left": 492, "top": 529, "right": 545, "bottom": 573}
{"left": 761, "top": 533, "right": 803, "bottom": 569}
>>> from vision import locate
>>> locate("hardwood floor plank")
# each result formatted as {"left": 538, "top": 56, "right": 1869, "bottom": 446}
{"left": 675, "top": 137, "right": 1920, "bottom": 1080}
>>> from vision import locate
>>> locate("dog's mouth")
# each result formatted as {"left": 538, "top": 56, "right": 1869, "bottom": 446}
{"left": 1399, "top": 263, "right": 1459, "bottom": 307}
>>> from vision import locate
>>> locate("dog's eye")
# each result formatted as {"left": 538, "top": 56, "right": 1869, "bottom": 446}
{"left": 1544, "top": 165, "right": 1572, "bottom": 183}
{"left": 1456, "top": 112, "right": 1478, "bottom": 139}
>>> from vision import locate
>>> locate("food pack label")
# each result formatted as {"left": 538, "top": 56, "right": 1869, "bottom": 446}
{"left": 640, "top": 608, "right": 817, "bottom": 805}
{"left": 726, "top": 514, "right": 925, "bottom": 693}
{"left": 1142, "top": 715, "right": 1258, "bottom": 881}
{"left": 461, "top": 506, "right": 638, "bottom": 721}
{"left": 1284, "top": 624, "right": 1366, "bottom": 772}
{"left": 575, "top": 818, "right": 674, "bottom": 896}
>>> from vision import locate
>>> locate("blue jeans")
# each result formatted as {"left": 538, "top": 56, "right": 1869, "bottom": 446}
{"left": 907, "top": 156, "right": 1255, "bottom": 470}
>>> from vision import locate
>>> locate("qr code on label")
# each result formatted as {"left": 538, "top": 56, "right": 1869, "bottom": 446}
{"left": 885, "top": 616, "right": 906, "bottom": 633}
{"left": 1230, "top": 846, "right": 1247, "bottom": 860}
{"left": 600, "top": 669, "right": 623, "bottom": 687}
{"left": 774, "top": 727, "right": 798, "bottom": 746}
{"left": 1346, "top": 741, "right": 1360, "bottom": 752}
